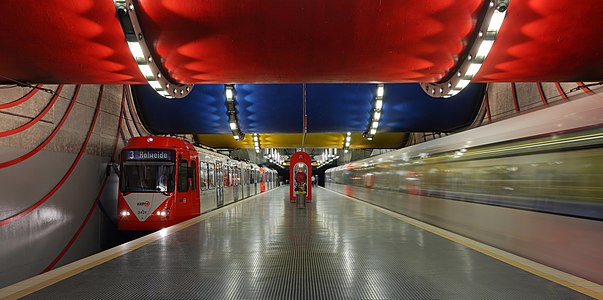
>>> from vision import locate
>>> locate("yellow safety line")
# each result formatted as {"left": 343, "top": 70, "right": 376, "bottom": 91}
{"left": 320, "top": 186, "right": 603, "bottom": 299}
{"left": 0, "top": 187, "right": 283, "bottom": 300}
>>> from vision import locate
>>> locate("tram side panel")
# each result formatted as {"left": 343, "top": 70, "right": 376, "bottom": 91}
{"left": 222, "top": 162, "right": 235, "bottom": 206}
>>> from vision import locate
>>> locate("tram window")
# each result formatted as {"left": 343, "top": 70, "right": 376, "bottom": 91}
{"left": 121, "top": 161, "right": 175, "bottom": 193}
{"left": 208, "top": 163, "right": 215, "bottom": 188}
{"left": 235, "top": 167, "right": 240, "bottom": 186}
{"left": 190, "top": 160, "right": 196, "bottom": 191}
{"left": 199, "top": 162, "right": 208, "bottom": 190}
{"left": 217, "top": 164, "right": 224, "bottom": 187}
{"left": 178, "top": 160, "right": 189, "bottom": 192}
{"left": 224, "top": 166, "right": 230, "bottom": 187}
{"left": 215, "top": 164, "right": 221, "bottom": 187}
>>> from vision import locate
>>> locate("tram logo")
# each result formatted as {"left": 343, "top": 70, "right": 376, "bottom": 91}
{"left": 136, "top": 201, "right": 151, "bottom": 207}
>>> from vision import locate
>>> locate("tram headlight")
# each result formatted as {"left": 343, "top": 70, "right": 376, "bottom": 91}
{"left": 120, "top": 210, "right": 130, "bottom": 217}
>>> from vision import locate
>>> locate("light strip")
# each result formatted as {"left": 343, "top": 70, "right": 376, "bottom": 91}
{"left": 114, "top": 0, "right": 192, "bottom": 99}
{"left": 419, "top": 0, "right": 510, "bottom": 98}
{"left": 224, "top": 84, "right": 244, "bottom": 140}
{"left": 253, "top": 134, "right": 260, "bottom": 153}
{"left": 264, "top": 148, "right": 285, "bottom": 166}
{"left": 343, "top": 132, "right": 352, "bottom": 153}
{"left": 363, "top": 84, "right": 384, "bottom": 140}
{"left": 318, "top": 155, "right": 340, "bottom": 169}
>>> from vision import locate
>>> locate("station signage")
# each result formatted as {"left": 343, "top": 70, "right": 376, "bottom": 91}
{"left": 125, "top": 150, "right": 174, "bottom": 161}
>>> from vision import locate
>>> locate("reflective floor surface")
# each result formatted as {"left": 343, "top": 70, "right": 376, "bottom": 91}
{"left": 27, "top": 186, "right": 590, "bottom": 299}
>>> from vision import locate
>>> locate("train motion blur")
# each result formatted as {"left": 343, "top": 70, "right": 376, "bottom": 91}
{"left": 118, "top": 136, "right": 277, "bottom": 230}
{"left": 326, "top": 94, "right": 603, "bottom": 220}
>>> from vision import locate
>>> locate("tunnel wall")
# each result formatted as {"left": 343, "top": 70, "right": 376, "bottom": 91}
{"left": 0, "top": 84, "right": 149, "bottom": 288}
{"left": 410, "top": 82, "right": 593, "bottom": 144}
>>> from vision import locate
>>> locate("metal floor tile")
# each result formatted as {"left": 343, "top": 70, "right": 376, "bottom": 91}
{"left": 27, "top": 187, "right": 591, "bottom": 299}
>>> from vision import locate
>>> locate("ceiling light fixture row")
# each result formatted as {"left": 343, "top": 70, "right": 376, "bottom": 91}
{"left": 317, "top": 149, "right": 338, "bottom": 167}
{"left": 420, "top": 0, "right": 510, "bottom": 98}
{"left": 363, "top": 84, "right": 384, "bottom": 140}
{"left": 264, "top": 148, "right": 284, "bottom": 166}
{"left": 318, "top": 149, "right": 339, "bottom": 169}
{"left": 343, "top": 132, "right": 352, "bottom": 153}
{"left": 224, "top": 84, "right": 244, "bottom": 140}
{"left": 253, "top": 134, "right": 261, "bottom": 153}
{"left": 114, "top": 0, "right": 192, "bottom": 99}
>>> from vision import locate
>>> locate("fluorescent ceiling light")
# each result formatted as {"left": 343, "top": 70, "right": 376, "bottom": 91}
{"left": 377, "top": 85, "right": 384, "bottom": 97}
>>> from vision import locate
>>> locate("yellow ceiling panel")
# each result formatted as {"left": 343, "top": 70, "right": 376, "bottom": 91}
{"left": 351, "top": 132, "right": 409, "bottom": 149}
{"left": 195, "top": 132, "right": 409, "bottom": 149}
{"left": 260, "top": 134, "right": 304, "bottom": 148}
{"left": 195, "top": 134, "right": 254, "bottom": 148}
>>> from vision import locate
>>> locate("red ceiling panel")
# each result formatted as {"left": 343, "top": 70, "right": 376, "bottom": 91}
{"left": 0, "top": 0, "right": 144, "bottom": 83}
{"left": 136, "top": 0, "right": 481, "bottom": 83}
{"left": 0, "top": 0, "right": 601, "bottom": 84}
{"left": 476, "top": 0, "right": 603, "bottom": 82}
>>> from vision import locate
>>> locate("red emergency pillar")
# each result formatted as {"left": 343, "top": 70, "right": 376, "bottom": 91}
{"left": 289, "top": 151, "right": 312, "bottom": 201}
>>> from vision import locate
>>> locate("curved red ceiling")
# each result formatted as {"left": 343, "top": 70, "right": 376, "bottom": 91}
{"left": 0, "top": 0, "right": 602, "bottom": 84}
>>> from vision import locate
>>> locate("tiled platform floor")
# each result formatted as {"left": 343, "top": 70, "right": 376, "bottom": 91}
{"left": 27, "top": 187, "right": 590, "bottom": 299}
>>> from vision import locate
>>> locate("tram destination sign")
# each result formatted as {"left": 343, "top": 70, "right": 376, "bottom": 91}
{"left": 125, "top": 150, "right": 174, "bottom": 161}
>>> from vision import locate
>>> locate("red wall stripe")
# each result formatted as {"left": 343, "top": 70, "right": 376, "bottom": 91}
{"left": 576, "top": 82, "right": 595, "bottom": 95}
{"left": 0, "top": 84, "right": 42, "bottom": 109}
{"left": 43, "top": 85, "right": 127, "bottom": 272}
{"left": 0, "top": 86, "right": 80, "bottom": 169}
{"left": 536, "top": 83, "right": 548, "bottom": 105}
{"left": 125, "top": 88, "right": 144, "bottom": 137}
{"left": 0, "top": 86, "right": 104, "bottom": 227}
{"left": 554, "top": 83, "right": 568, "bottom": 101}
{"left": 123, "top": 98, "right": 136, "bottom": 139}
{"left": 0, "top": 85, "right": 64, "bottom": 137}
{"left": 511, "top": 82, "right": 519, "bottom": 112}
{"left": 484, "top": 91, "right": 491, "bottom": 123}
{"left": 112, "top": 86, "right": 127, "bottom": 158}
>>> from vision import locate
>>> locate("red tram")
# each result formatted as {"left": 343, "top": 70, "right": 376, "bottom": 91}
{"left": 118, "top": 136, "right": 276, "bottom": 231}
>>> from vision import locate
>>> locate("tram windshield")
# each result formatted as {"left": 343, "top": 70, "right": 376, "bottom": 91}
{"left": 121, "top": 161, "right": 175, "bottom": 193}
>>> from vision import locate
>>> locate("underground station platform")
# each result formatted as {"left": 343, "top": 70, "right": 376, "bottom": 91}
{"left": 3, "top": 187, "right": 597, "bottom": 299}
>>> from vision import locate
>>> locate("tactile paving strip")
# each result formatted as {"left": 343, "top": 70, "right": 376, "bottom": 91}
{"left": 27, "top": 187, "right": 591, "bottom": 299}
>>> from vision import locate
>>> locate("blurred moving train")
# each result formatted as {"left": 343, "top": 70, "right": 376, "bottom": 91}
{"left": 118, "top": 136, "right": 277, "bottom": 230}
{"left": 325, "top": 92, "right": 603, "bottom": 284}
{"left": 327, "top": 125, "right": 603, "bottom": 220}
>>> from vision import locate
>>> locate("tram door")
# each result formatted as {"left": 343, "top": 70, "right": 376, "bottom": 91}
{"left": 233, "top": 166, "right": 240, "bottom": 202}
{"left": 254, "top": 170, "right": 258, "bottom": 194}
{"left": 216, "top": 161, "right": 224, "bottom": 207}
{"left": 246, "top": 168, "right": 252, "bottom": 196}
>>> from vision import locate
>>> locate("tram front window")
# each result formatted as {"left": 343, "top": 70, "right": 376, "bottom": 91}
{"left": 121, "top": 162, "right": 175, "bottom": 193}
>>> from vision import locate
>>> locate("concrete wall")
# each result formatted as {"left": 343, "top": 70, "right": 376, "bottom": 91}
{"left": 0, "top": 84, "right": 149, "bottom": 288}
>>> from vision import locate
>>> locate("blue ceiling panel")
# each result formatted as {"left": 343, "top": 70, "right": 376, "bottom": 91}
{"left": 379, "top": 83, "right": 486, "bottom": 132}
{"left": 235, "top": 84, "right": 303, "bottom": 133}
{"left": 132, "top": 82, "right": 485, "bottom": 136}
{"left": 132, "top": 84, "right": 229, "bottom": 134}
{"left": 306, "top": 84, "right": 374, "bottom": 133}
